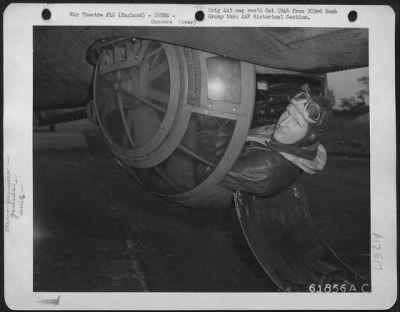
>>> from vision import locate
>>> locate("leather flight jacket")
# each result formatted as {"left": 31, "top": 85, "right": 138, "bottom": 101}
{"left": 220, "top": 141, "right": 302, "bottom": 196}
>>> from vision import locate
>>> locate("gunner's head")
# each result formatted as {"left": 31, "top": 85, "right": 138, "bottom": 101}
{"left": 273, "top": 92, "right": 332, "bottom": 146}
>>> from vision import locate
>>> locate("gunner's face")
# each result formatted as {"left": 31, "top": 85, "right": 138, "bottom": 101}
{"left": 273, "top": 104, "right": 309, "bottom": 144}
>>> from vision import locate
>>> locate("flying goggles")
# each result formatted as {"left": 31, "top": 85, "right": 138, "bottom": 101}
{"left": 290, "top": 92, "right": 321, "bottom": 124}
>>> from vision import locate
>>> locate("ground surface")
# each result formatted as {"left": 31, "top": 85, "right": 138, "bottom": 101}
{"left": 33, "top": 121, "right": 370, "bottom": 292}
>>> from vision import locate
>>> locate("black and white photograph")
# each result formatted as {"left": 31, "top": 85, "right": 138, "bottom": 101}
{"left": 3, "top": 3, "right": 397, "bottom": 310}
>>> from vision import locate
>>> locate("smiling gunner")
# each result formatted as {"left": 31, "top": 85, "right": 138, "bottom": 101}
{"left": 221, "top": 91, "right": 332, "bottom": 196}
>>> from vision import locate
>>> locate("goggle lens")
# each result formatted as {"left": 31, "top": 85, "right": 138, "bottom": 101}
{"left": 305, "top": 101, "right": 321, "bottom": 122}
{"left": 293, "top": 92, "right": 309, "bottom": 102}
{"left": 292, "top": 92, "right": 321, "bottom": 123}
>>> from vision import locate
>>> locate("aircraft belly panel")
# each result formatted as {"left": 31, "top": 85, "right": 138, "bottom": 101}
{"left": 33, "top": 27, "right": 368, "bottom": 111}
